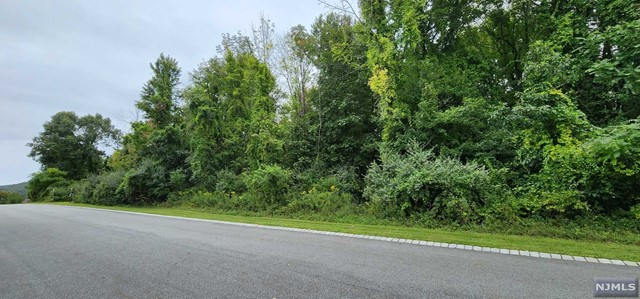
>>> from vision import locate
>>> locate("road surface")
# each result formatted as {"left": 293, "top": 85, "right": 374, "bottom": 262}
{"left": 0, "top": 204, "right": 636, "bottom": 298}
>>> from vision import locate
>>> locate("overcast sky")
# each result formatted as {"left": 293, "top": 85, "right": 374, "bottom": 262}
{"left": 0, "top": 0, "right": 326, "bottom": 185}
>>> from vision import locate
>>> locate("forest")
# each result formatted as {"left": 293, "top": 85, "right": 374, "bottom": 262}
{"left": 24, "top": 0, "right": 640, "bottom": 241}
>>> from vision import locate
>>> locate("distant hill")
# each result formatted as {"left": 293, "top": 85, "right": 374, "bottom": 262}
{"left": 0, "top": 182, "right": 27, "bottom": 197}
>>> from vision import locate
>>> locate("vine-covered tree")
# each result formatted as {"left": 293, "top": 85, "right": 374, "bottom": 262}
{"left": 185, "top": 43, "right": 280, "bottom": 187}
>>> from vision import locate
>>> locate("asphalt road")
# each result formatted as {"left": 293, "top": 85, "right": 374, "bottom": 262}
{"left": 0, "top": 205, "right": 637, "bottom": 298}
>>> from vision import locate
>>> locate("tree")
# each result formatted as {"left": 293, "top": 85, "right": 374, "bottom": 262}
{"left": 252, "top": 13, "right": 276, "bottom": 67}
{"left": 28, "top": 112, "right": 121, "bottom": 179}
{"left": 136, "top": 53, "right": 182, "bottom": 128}
{"left": 577, "top": 19, "right": 640, "bottom": 124}
{"left": 185, "top": 48, "right": 280, "bottom": 187}
{"left": 308, "top": 13, "right": 378, "bottom": 174}
{"left": 276, "top": 25, "right": 316, "bottom": 116}
{"left": 122, "top": 53, "right": 190, "bottom": 194}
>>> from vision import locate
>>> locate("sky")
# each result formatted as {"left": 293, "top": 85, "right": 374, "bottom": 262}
{"left": 0, "top": 0, "right": 326, "bottom": 185}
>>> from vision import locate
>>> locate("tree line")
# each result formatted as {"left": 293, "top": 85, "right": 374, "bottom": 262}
{"left": 26, "top": 1, "right": 640, "bottom": 226}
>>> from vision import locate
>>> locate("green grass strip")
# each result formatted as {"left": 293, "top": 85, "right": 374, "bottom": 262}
{"left": 38, "top": 202, "right": 640, "bottom": 262}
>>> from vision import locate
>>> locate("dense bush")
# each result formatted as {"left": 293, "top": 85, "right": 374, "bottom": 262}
{"left": 167, "top": 189, "right": 262, "bottom": 212}
{"left": 293, "top": 166, "right": 361, "bottom": 197}
{"left": 171, "top": 190, "right": 226, "bottom": 209}
{"left": 67, "top": 178, "right": 95, "bottom": 203}
{"left": 91, "top": 171, "right": 126, "bottom": 205}
{"left": 529, "top": 121, "right": 640, "bottom": 216}
{"left": 119, "top": 160, "right": 170, "bottom": 204}
{"left": 283, "top": 189, "right": 355, "bottom": 216}
{"left": 0, "top": 191, "right": 23, "bottom": 204}
{"left": 632, "top": 205, "right": 640, "bottom": 220}
{"left": 62, "top": 171, "right": 126, "bottom": 205}
{"left": 244, "top": 164, "right": 292, "bottom": 207}
{"left": 364, "top": 143, "right": 499, "bottom": 224}
{"left": 26, "top": 168, "right": 70, "bottom": 201}
{"left": 583, "top": 122, "right": 640, "bottom": 212}
{"left": 214, "top": 169, "right": 247, "bottom": 194}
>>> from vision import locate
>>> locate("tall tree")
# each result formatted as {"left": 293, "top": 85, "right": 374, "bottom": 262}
{"left": 121, "top": 54, "right": 189, "bottom": 194}
{"left": 276, "top": 25, "right": 316, "bottom": 116}
{"left": 28, "top": 111, "right": 121, "bottom": 179}
{"left": 252, "top": 13, "right": 276, "bottom": 67}
{"left": 308, "top": 13, "right": 378, "bottom": 174}
{"left": 136, "top": 53, "right": 182, "bottom": 128}
{"left": 186, "top": 47, "right": 280, "bottom": 186}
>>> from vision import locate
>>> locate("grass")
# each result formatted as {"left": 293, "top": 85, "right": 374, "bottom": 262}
{"left": 36, "top": 201, "right": 640, "bottom": 262}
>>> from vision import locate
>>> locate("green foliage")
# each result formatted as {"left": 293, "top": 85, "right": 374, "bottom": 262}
{"left": 169, "top": 190, "right": 230, "bottom": 210}
{"left": 167, "top": 189, "right": 262, "bottom": 212}
{"left": 0, "top": 190, "right": 23, "bottom": 204}
{"left": 582, "top": 20, "right": 640, "bottom": 122}
{"left": 244, "top": 164, "right": 292, "bottom": 207}
{"left": 214, "top": 169, "right": 247, "bottom": 194}
{"left": 413, "top": 96, "right": 514, "bottom": 165}
{"left": 293, "top": 166, "right": 361, "bottom": 201}
{"left": 514, "top": 188, "right": 589, "bottom": 219}
{"left": 304, "top": 13, "right": 378, "bottom": 174}
{"left": 0, "top": 182, "right": 27, "bottom": 197}
{"left": 525, "top": 121, "right": 640, "bottom": 217}
{"left": 283, "top": 190, "right": 355, "bottom": 216}
{"left": 27, "top": 112, "right": 121, "bottom": 179}
{"left": 61, "top": 171, "right": 126, "bottom": 205}
{"left": 364, "top": 143, "right": 498, "bottom": 224}
{"left": 185, "top": 49, "right": 280, "bottom": 186}
{"left": 91, "top": 171, "right": 126, "bottom": 205}
{"left": 26, "top": 168, "right": 69, "bottom": 201}
{"left": 631, "top": 205, "right": 640, "bottom": 220}
{"left": 136, "top": 53, "right": 182, "bottom": 128}
{"left": 26, "top": 5, "right": 640, "bottom": 231}
{"left": 512, "top": 65, "right": 593, "bottom": 175}
{"left": 118, "top": 160, "right": 170, "bottom": 204}
{"left": 66, "top": 179, "right": 93, "bottom": 204}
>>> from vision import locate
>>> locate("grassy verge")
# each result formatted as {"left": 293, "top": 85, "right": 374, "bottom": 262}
{"left": 38, "top": 202, "right": 640, "bottom": 262}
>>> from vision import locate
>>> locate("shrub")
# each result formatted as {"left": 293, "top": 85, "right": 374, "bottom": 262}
{"left": 293, "top": 166, "right": 361, "bottom": 199}
{"left": 119, "top": 160, "right": 170, "bottom": 204}
{"left": 631, "top": 204, "right": 640, "bottom": 220}
{"left": 284, "top": 190, "right": 355, "bottom": 216}
{"left": 169, "top": 168, "right": 190, "bottom": 192}
{"left": 0, "top": 191, "right": 23, "bottom": 204}
{"left": 90, "top": 171, "right": 126, "bottom": 205}
{"left": 528, "top": 121, "right": 640, "bottom": 216}
{"left": 68, "top": 177, "right": 102, "bottom": 203}
{"left": 244, "top": 164, "right": 292, "bottom": 207}
{"left": 180, "top": 190, "right": 223, "bottom": 209}
{"left": 167, "top": 189, "right": 251, "bottom": 211}
{"left": 26, "top": 168, "right": 69, "bottom": 201}
{"left": 364, "top": 143, "right": 498, "bottom": 224}
{"left": 514, "top": 188, "right": 589, "bottom": 219}
{"left": 215, "top": 169, "right": 247, "bottom": 194}
{"left": 582, "top": 122, "right": 640, "bottom": 212}
{"left": 63, "top": 171, "right": 126, "bottom": 205}
{"left": 49, "top": 186, "right": 72, "bottom": 202}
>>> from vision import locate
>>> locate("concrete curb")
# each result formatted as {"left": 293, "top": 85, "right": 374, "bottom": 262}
{"left": 59, "top": 205, "right": 639, "bottom": 267}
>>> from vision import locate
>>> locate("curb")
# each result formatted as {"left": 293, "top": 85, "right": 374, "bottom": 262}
{"left": 57, "top": 205, "right": 639, "bottom": 267}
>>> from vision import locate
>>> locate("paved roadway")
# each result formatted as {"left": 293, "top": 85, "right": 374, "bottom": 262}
{"left": 0, "top": 204, "right": 637, "bottom": 298}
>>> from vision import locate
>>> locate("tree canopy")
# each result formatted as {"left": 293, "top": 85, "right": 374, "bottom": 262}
{"left": 28, "top": 111, "right": 121, "bottom": 180}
